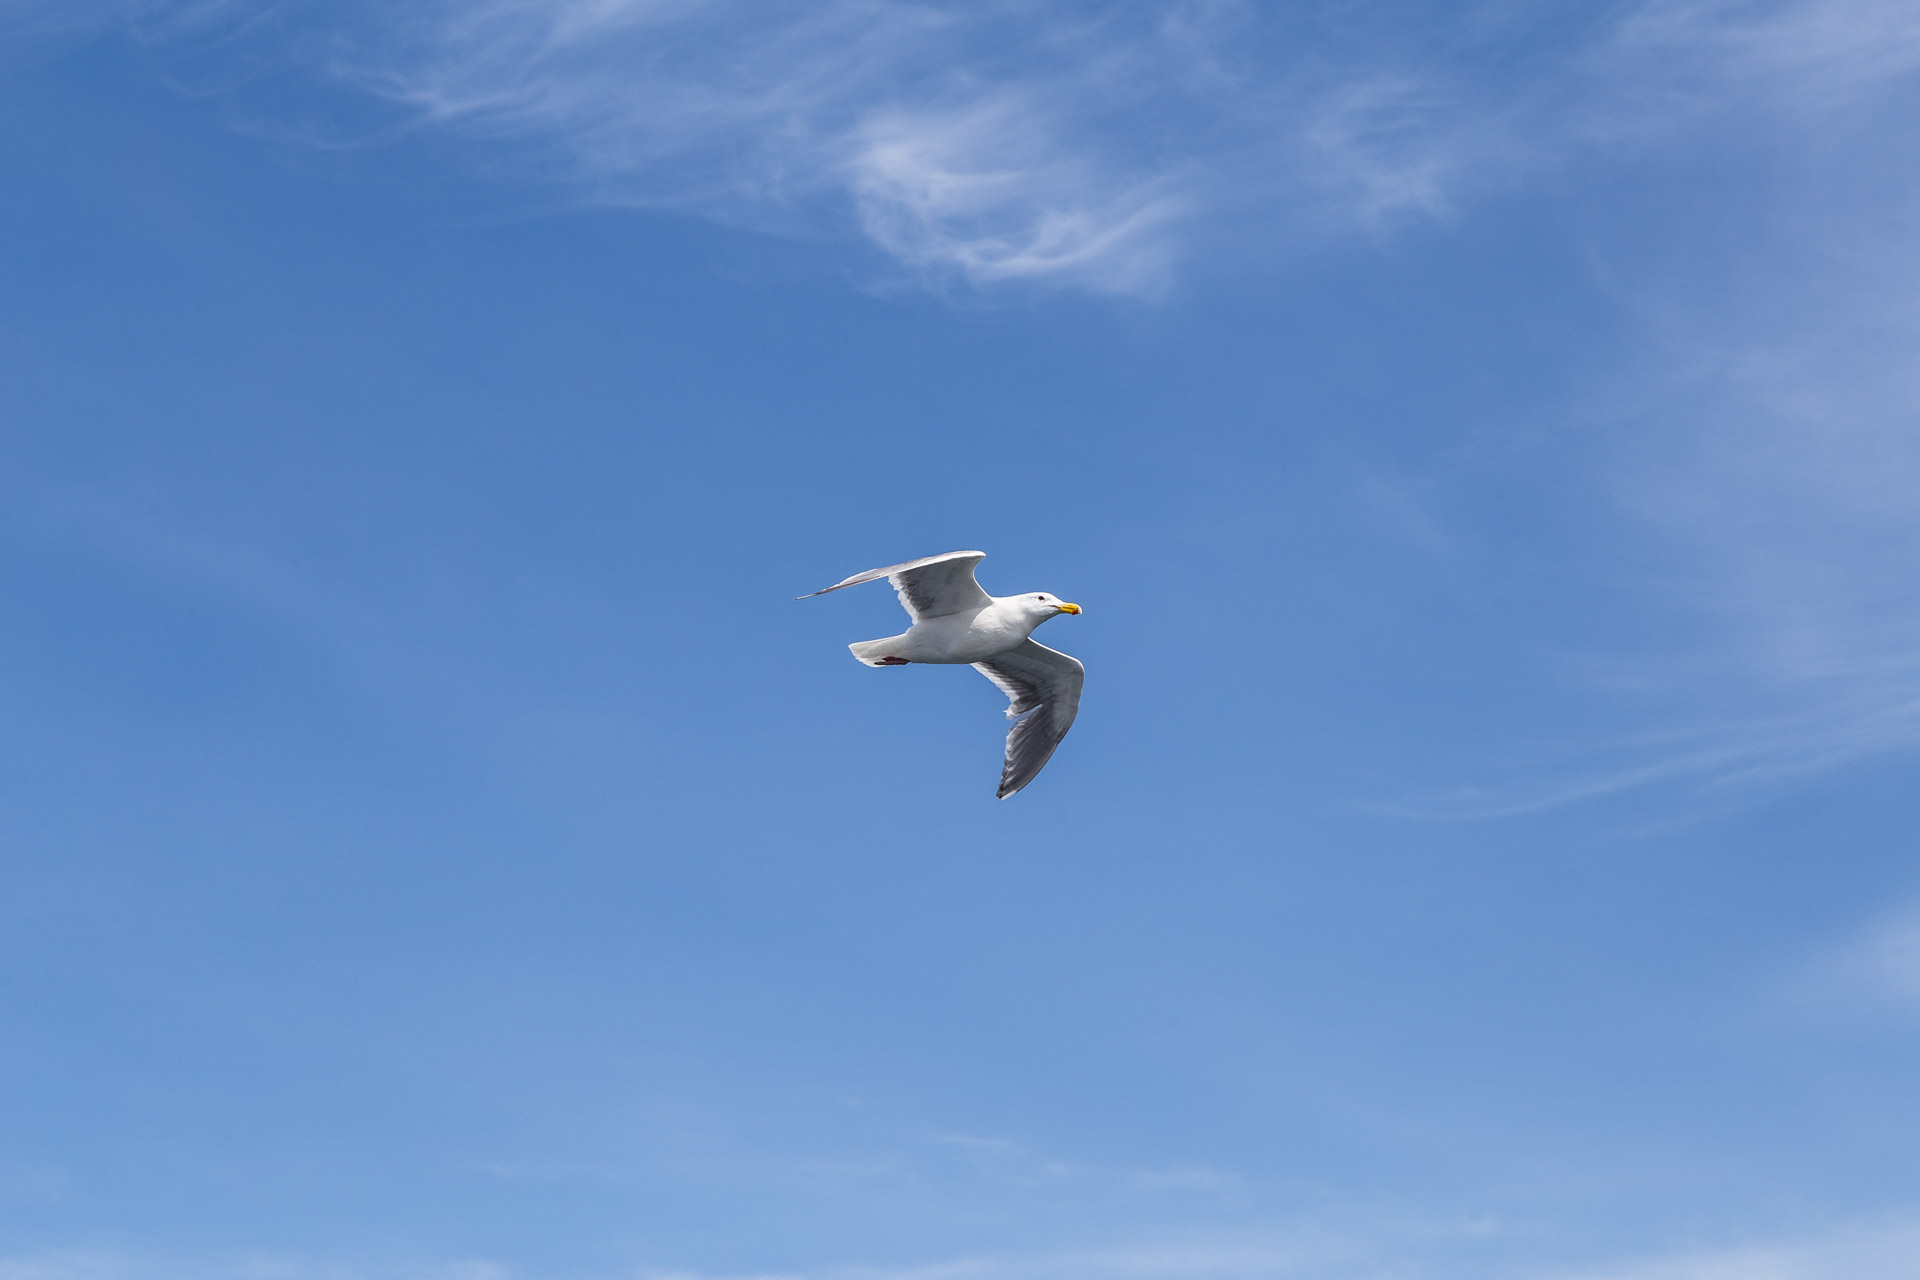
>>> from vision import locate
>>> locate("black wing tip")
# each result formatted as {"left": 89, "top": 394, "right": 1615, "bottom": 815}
{"left": 996, "top": 759, "right": 1028, "bottom": 799}
{"left": 996, "top": 770, "right": 1038, "bottom": 798}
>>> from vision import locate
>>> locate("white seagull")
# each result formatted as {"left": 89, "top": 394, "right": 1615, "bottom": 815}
{"left": 801, "top": 550, "right": 1084, "bottom": 799}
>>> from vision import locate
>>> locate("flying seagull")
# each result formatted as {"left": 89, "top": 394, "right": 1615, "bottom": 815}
{"left": 800, "top": 550, "right": 1084, "bottom": 799}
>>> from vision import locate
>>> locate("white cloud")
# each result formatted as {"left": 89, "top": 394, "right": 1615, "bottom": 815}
{"left": 1605, "top": 0, "right": 1920, "bottom": 116}
{"left": 95, "top": 0, "right": 1523, "bottom": 293}
{"left": 0, "top": 1252, "right": 1346, "bottom": 1280}
{"left": 28, "top": 0, "right": 1910, "bottom": 293}
{"left": 640, "top": 1246, "right": 1351, "bottom": 1280}
{"left": 0, "top": 1257, "right": 508, "bottom": 1280}
{"left": 15, "top": 1217, "right": 1920, "bottom": 1280}
{"left": 1577, "top": 195, "right": 1920, "bottom": 794}
{"left": 1793, "top": 904, "right": 1920, "bottom": 1013}
{"left": 309, "top": 0, "right": 1217, "bottom": 293}
{"left": 1544, "top": 1218, "right": 1920, "bottom": 1280}
{"left": 919, "top": 1132, "right": 1239, "bottom": 1197}
{"left": 1371, "top": 0, "right": 1920, "bottom": 812}
{"left": 1292, "top": 75, "right": 1487, "bottom": 226}
{"left": 845, "top": 98, "right": 1184, "bottom": 293}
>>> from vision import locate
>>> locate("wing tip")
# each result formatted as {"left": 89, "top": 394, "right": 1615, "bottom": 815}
{"left": 800, "top": 550, "right": 990, "bottom": 601}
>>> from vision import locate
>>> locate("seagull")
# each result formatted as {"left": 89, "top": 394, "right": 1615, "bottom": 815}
{"left": 800, "top": 550, "right": 1084, "bottom": 799}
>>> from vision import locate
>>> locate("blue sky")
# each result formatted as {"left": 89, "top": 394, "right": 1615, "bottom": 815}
{"left": 5, "top": 1, "right": 1920, "bottom": 1277}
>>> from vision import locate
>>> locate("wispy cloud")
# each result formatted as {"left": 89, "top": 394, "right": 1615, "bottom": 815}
{"left": 0, "top": 1241, "right": 1399, "bottom": 1280}
{"left": 317, "top": 0, "right": 1226, "bottom": 294}
{"left": 32, "top": 1, "right": 1914, "bottom": 290}
{"left": 1361, "top": 0, "right": 1920, "bottom": 813}
{"left": 11, "top": 1216, "right": 1920, "bottom": 1280}
{"left": 0, "top": 1256, "right": 509, "bottom": 1280}
{"left": 1546, "top": 1217, "right": 1920, "bottom": 1280}
{"left": 1560, "top": 182, "right": 1920, "bottom": 802}
{"left": 93, "top": 0, "right": 1529, "bottom": 293}
{"left": 1790, "top": 903, "right": 1920, "bottom": 1015}
{"left": 920, "top": 1132, "right": 1239, "bottom": 1197}
{"left": 844, "top": 97, "right": 1183, "bottom": 292}
{"left": 641, "top": 1240, "right": 1411, "bottom": 1280}
{"left": 1603, "top": 0, "right": 1920, "bottom": 118}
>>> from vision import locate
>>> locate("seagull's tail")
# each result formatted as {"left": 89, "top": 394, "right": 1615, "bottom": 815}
{"left": 849, "top": 636, "right": 909, "bottom": 666}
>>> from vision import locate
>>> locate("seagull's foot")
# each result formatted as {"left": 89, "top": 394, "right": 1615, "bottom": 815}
{"left": 873, "top": 656, "right": 909, "bottom": 666}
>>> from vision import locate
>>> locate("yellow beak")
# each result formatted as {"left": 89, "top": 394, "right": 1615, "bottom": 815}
{"left": 1057, "top": 602, "right": 1082, "bottom": 615}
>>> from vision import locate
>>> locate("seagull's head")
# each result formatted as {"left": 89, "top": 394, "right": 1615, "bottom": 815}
{"left": 1026, "top": 592, "right": 1082, "bottom": 621}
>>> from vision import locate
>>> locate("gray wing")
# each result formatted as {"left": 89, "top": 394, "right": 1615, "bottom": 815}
{"left": 973, "top": 639, "right": 1085, "bottom": 799}
{"left": 798, "top": 550, "right": 992, "bottom": 621}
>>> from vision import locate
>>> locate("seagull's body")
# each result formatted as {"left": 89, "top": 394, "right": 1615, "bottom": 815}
{"left": 800, "top": 550, "right": 1084, "bottom": 798}
{"left": 846, "top": 598, "right": 1050, "bottom": 666}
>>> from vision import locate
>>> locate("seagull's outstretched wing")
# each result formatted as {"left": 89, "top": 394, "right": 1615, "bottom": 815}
{"left": 798, "top": 550, "right": 992, "bottom": 620}
{"left": 973, "top": 639, "right": 1085, "bottom": 799}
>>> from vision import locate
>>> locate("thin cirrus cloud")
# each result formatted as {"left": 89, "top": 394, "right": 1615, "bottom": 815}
{"left": 117, "top": 0, "right": 1530, "bottom": 294}
{"left": 24, "top": 0, "right": 1912, "bottom": 295}
{"left": 1570, "top": 123, "right": 1920, "bottom": 802}
{"left": 10, "top": 1217, "right": 1920, "bottom": 1280}
{"left": 0, "top": 1249, "right": 1335, "bottom": 1280}
{"left": 120, "top": 0, "right": 1908, "bottom": 285}
{"left": 1360, "top": 0, "right": 1920, "bottom": 813}
{"left": 1791, "top": 902, "right": 1920, "bottom": 1015}
{"left": 45, "top": 1, "right": 1758, "bottom": 295}
{"left": 1551, "top": 1218, "right": 1920, "bottom": 1280}
{"left": 322, "top": 0, "right": 1228, "bottom": 294}
{"left": 1600, "top": 0, "right": 1920, "bottom": 115}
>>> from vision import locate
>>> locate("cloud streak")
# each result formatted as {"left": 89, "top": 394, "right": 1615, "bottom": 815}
{"left": 1348, "top": 0, "right": 1920, "bottom": 813}
{"left": 9, "top": 1216, "right": 1920, "bottom": 1280}
{"left": 1549, "top": 1217, "right": 1920, "bottom": 1280}
{"left": 320, "top": 0, "right": 1225, "bottom": 294}
{"left": 1792, "top": 902, "right": 1920, "bottom": 1015}
{"left": 36, "top": 1, "right": 1912, "bottom": 290}
{"left": 105, "top": 0, "right": 1540, "bottom": 294}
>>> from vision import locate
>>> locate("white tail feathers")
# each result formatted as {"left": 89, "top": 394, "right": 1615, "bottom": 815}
{"left": 849, "top": 636, "right": 909, "bottom": 666}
